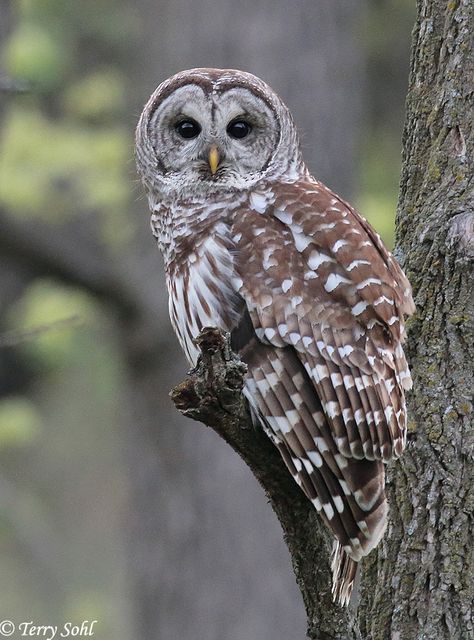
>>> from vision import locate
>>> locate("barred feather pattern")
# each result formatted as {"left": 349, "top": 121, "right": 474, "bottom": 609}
{"left": 150, "top": 179, "right": 414, "bottom": 605}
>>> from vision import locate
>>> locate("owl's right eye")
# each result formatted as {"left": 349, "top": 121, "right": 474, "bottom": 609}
{"left": 175, "top": 119, "right": 201, "bottom": 139}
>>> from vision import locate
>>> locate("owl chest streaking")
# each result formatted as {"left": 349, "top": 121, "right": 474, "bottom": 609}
{"left": 136, "top": 68, "right": 415, "bottom": 606}
{"left": 154, "top": 203, "right": 243, "bottom": 364}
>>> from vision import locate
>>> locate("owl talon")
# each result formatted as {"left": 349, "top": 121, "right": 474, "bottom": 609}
{"left": 187, "top": 359, "right": 201, "bottom": 376}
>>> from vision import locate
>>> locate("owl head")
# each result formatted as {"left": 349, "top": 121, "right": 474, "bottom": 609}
{"left": 136, "top": 68, "right": 305, "bottom": 200}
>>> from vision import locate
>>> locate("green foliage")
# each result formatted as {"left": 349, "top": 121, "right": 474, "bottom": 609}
{"left": 6, "top": 280, "right": 98, "bottom": 367}
{"left": 0, "top": 397, "right": 41, "bottom": 448}
{"left": 62, "top": 70, "right": 126, "bottom": 122}
{"left": 0, "top": 0, "right": 136, "bottom": 247}
{"left": 0, "top": 2, "right": 145, "bottom": 638}
{"left": 64, "top": 591, "right": 106, "bottom": 637}
{"left": 356, "top": 128, "right": 405, "bottom": 248}
{"left": 16, "top": 0, "right": 139, "bottom": 48}
{"left": 357, "top": 193, "right": 396, "bottom": 248}
{"left": 3, "top": 23, "right": 70, "bottom": 90}
{"left": 355, "top": 0, "right": 415, "bottom": 247}
{"left": 0, "top": 106, "right": 130, "bottom": 224}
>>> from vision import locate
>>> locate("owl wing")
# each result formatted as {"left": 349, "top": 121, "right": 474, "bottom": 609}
{"left": 230, "top": 180, "right": 414, "bottom": 600}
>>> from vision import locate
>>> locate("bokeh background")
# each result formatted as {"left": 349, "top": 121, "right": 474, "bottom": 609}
{"left": 0, "top": 1, "right": 414, "bottom": 638}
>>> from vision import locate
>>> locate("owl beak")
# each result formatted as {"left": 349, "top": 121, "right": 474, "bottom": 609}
{"left": 208, "top": 145, "right": 220, "bottom": 175}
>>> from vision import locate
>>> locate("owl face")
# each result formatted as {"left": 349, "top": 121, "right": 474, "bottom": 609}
{"left": 136, "top": 68, "right": 304, "bottom": 199}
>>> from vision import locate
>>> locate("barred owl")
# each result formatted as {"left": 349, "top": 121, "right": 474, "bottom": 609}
{"left": 135, "top": 68, "right": 414, "bottom": 605}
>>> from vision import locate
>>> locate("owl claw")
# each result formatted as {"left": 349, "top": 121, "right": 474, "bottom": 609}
{"left": 187, "top": 357, "right": 202, "bottom": 376}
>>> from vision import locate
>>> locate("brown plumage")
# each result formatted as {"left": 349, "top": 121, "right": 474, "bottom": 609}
{"left": 135, "top": 68, "right": 415, "bottom": 605}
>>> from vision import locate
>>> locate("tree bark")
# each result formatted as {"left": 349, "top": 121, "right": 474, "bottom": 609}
{"left": 358, "top": 2, "right": 474, "bottom": 638}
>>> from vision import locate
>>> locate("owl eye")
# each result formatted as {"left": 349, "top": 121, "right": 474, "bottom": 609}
{"left": 227, "top": 119, "right": 252, "bottom": 139}
{"left": 175, "top": 119, "right": 201, "bottom": 139}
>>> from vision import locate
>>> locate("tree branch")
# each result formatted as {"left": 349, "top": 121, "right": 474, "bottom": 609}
{"left": 0, "top": 209, "right": 140, "bottom": 317}
{"left": 171, "top": 327, "right": 359, "bottom": 640}
{"left": 0, "top": 208, "right": 179, "bottom": 367}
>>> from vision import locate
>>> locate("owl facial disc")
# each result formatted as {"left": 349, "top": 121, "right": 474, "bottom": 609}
{"left": 136, "top": 68, "right": 304, "bottom": 199}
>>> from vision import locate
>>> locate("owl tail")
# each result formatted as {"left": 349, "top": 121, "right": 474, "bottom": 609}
{"left": 331, "top": 542, "right": 358, "bottom": 606}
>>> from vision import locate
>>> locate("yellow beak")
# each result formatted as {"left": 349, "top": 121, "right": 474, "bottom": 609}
{"left": 208, "top": 145, "right": 220, "bottom": 175}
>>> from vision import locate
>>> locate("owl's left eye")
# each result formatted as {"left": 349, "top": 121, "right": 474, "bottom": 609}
{"left": 227, "top": 119, "right": 252, "bottom": 139}
{"left": 175, "top": 119, "right": 201, "bottom": 139}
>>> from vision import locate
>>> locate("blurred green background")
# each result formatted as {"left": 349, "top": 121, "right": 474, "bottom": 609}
{"left": 0, "top": 1, "right": 415, "bottom": 638}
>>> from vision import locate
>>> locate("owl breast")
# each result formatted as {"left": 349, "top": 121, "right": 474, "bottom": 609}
{"left": 166, "top": 221, "right": 243, "bottom": 365}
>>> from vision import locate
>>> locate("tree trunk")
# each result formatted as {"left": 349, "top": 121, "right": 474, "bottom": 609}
{"left": 358, "top": 1, "right": 474, "bottom": 638}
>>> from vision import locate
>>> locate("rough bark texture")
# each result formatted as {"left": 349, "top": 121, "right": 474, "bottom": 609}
{"left": 171, "top": 329, "right": 359, "bottom": 640}
{"left": 171, "top": 2, "right": 474, "bottom": 638}
{"left": 358, "top": 1, "right": 474, "bottom": 638}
